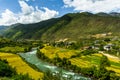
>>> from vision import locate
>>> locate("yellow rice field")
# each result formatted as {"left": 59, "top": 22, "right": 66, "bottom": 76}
{"left": 106, "top": 67, "right": 120, "bottom": 76}
{"left": 40, "top": 46, "right": 77, "bottom": 59}
{"left": 0, "top": 52, "right": 43, "bottom": 80}
{"left": 40, "top": 46, "right": 58, "bottom": 59}
{"left": 0, "top": 46, "right": 25, "bottom": 53}
{"left": 57, "top": 50, "right": 77, "bottom": 59}
{"left": 70, "top": 53, "right": 120, "bottom": 76}
{"left": 41, "top": 45, "right": 120, "bottom": 76}
{"left": 69, "top": 58, "right": 92, "bottom": 68}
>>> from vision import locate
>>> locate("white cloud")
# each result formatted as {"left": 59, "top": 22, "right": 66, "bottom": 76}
{"left": 0, "top": 1, "right": 58, "bottom": 26}
{"left": 0, "top": 9, "right": 18, "bottom": 26}
{"left": 63, "top": 0, "right": 120, "bottom": 13}
{"left": 19, "top": 0, "right": 34, "bottom": 15}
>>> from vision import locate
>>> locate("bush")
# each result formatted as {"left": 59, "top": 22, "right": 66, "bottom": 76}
{"left": 0, "top": 59, "right": 16, "bottom": 77}
{"left": 12, "top": 73, "right": 33, "bottom": 80}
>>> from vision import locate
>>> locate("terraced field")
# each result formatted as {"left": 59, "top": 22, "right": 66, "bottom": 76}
{"left": 0, "top": 52, "right": 43, "bottom": 80}
{"left": 69, "top": 54, "right": 102, "bottom": 68}
{"left": 70, "top": 53, "right": 120, "bottom": 76}
{"left": 41, "top": 45, "right": 120, "bottom": 76}
{"left": 40, "top": 46, "right": 77, "bottom": 59}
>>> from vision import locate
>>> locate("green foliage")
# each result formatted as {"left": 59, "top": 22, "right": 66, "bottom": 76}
{"left": 0, "top": 38, "right": 44, "bottom": 53}
{"left": 81, "top": 49, "right": 98, "bottom": 55}
{"left": 0, "top": 59, "right": 16, "bottom": 77}
{"left": 97, "top": 55, "right": 111, "bottom": 80}
{"left": 0, "top": 59, "right": 33, "bottom": 80}
{"left": 100, "top": 55, "right": 111, "bottom": 68}
{"left": 104, "top": 38, "right": 111, "bottom": 42}
{"left": 0, "top": 26, "right": 9, "bottom": 35}
{"left": 43, "top": 70, "right": 60, "bottom": 80}
{"left": 37, "top": 46, "right": 120, "bottom": 80}
{"left": 3, "top": 12, "right": 120, "bottom": 41}
{"left": 12, "top": 73, "right": 33, "bottom": 80}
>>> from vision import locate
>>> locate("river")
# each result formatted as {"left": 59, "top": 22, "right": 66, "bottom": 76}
{"left": 18, "top": 49, "right": 91, "bottom": 80}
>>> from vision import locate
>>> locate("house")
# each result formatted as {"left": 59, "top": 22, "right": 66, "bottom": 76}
{"left": 103, "top": 44, "right": 113, "bottom": 51}
{"left": 104, "top": 45, "right": 111, "bottom": 51}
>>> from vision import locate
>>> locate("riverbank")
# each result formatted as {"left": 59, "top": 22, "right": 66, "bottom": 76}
{"left": 19, "top": 49, "right": 90, "bottom": 80}
{"left": 38, "top": 45, "right": 120, "bottom": 79}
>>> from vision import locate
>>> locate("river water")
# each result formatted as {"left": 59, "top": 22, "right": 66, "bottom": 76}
{"left": 18, "top": 49, "right": 91, "bottom": 80}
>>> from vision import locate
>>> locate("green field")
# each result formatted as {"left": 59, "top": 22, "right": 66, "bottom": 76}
{"left": 40, "top": 45, "right": 120, "bottom": 76}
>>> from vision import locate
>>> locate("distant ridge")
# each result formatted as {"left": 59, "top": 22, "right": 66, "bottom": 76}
{"left": 0, "top": 26, "right": 9, "bottom": 35}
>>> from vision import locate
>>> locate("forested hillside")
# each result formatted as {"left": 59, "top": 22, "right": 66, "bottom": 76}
{"left": 3, "top": 12, "right": 120, "bottom": 41}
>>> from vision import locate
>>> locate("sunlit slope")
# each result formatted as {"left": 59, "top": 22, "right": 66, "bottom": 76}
{"left": 0, "top": 52, "right": 43, "bottom": 80}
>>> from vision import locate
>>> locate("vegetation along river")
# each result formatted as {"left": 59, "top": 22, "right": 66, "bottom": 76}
{"left": 18, "top": 49, "right": 91, "bottom": 80}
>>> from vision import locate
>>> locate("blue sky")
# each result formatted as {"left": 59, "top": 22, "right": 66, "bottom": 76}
{"left": 0, "top": 0, "right": 120, "bottom": 26}
{"left": 0, "top": 0, "right": 74, "bottom": 17}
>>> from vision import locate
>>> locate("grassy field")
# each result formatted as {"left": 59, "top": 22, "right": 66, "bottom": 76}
{"left": 0, "top": 52, "right": 43, "bottom": 80}
{"left": 41, "top": 45, "right": 120, "bottom": 76}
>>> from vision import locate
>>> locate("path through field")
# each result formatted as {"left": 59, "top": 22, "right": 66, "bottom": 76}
{"left": 103, "top": 53, "right": 120, "bottom": 61}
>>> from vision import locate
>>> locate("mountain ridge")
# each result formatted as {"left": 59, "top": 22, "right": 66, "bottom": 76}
{"left": 2, "top": 12, "right": 120, "bottom": 41}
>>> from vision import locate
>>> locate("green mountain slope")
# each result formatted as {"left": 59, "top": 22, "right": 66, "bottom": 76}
{"left": 3, "top": 12, "right": 120, "bottom": 41}
{"left": 0, "top": 26, "right": 9, "bottom": 35}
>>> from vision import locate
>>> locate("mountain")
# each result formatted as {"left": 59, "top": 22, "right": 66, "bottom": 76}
{"left": 0, "top": 26, "right": 9, "bottom": 35}
{"left": 109, "top": 12, "right": 120, "bottom": 17}
{"left": 3, "top": 12, "right": 120, "bottom": 41}
{"left": 96, "top": 12, "right": 120, "bottom": 17}
{"left": 96, "top": 12, "right": 110, "bottom": 16}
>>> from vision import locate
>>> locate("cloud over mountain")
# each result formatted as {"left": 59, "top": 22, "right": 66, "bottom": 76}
{"left": 0, "top": 1, "right": 58, "bottom": 26}
{"left": 63, "top": 0, "right": 120, "bottom": 13}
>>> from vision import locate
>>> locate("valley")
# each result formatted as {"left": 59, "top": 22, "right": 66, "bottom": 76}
{"left": 0, "top": 12, "right": 120, "bottom": 80}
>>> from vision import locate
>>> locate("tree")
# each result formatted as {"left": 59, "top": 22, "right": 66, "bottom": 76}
{"left": 98, "top": 55, "right": 111, "bottom": 80}
{"left": 12, "top": 73, "right": 33, "bottom": 80}
{"left": 0, "top": 59, "right": 16, "bottom": 77}
{"left": 100, "top": 55, "right": 110, "bottom": 68}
